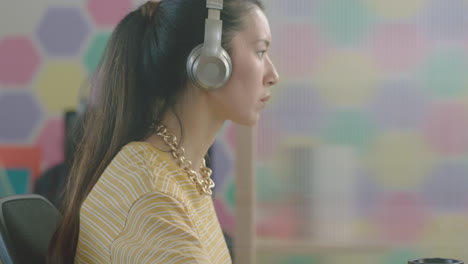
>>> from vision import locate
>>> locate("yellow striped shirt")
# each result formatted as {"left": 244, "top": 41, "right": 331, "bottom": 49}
{"left": 75, "top": 142, "right": 231, "bottom": 263}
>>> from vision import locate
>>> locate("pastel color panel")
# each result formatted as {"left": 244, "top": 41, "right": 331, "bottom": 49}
{"left": 356, "top": 171, "right": 383, "bottom": 216}
{"left": 422, "top": 0, "right": 468, "bottom": 41}
{"left": 419, "top": 50, "right": 468, "bottom": 98}
{"left": 272, "top": 24, "right": 328, "bottom": 76}
{"left": 372, "top": 193, "right": 428, "bottom": 242}
{"left": 271, "top": 83, "right": 327, "bottom": 135}
{"left": 212, "top": 198, "right": 234, "bottom": 235}
{"left": 37, "top": 61, "right": 85, "bottom": 113}
{"left": 0, "top": 146, "right": 41, "bottom": 181}
{"left": 36, "top": 118, "right": 65, "bottom": 168}
{"left": 421, "top": 162, "right": 468, "bottom": 212}
{"left": 224, "top": 122, "right": 237, "bottom": 150}
{"left": 0, "top": 2, "right": 49, "bottom": 35}
{"left": 255, "top": 115, "right": 283, "bottom": 160}
{"left": 420, "top": 215, "right": 468, "bottom": 259}
{"left": 84, "top": 32, "right": 111, "bottom": 73}
{"left": 314, "top": 51, "right": 380, "bottom": 106}
{"left": 0, "top": 36, "right": 40, "bottom": 86}
{"left": 256, "top": 164, "right": 282, "bottom": 202}
{"left": 269, "top": 0, "right": 318, "bottom": 17}
{"left": 0, "top": 165, "right": 14, "bottom": 196}
{"left": 87, "top": 0, "right": 132, "bottom": 27}
{"left": 365, "top": 0, "right": 427, "bottom": 19}
{"left": 36, "top": 7, "right": 90, "bottom": 56}
{"left": 6, "top": 169, "right": 30, "bottom": 194}
{"left": 256, "top": 203, "right": 296, "bottom": 239}
{"left": 321, "top": 110, "right": 376, "bottom": 152}
{"left": 211, "top": 140, "right": 232, "bottom": 195}
{"left": 368, "top": 23, "right": 429, "bottom": 73}
{"left": 0, "top": 93, "right": 43, "bottom": 142}
{"left": 368, "top": 80, "right": 429, "bottom": 130}
{"left": 368, "top": 133, "right": 435, "bottom": 188}
{"left": 423, "top": 103, "right": 468, "bottom": 155}
{"left": 316, "top": 0, "right": 375, "bottom": 45}
{"left": 224, "top": 178, "right": 235, "bottom": 210}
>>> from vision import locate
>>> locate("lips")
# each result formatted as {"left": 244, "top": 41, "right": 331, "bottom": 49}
{"left": 260, "top": 95, "right": 271, "bottom": 103}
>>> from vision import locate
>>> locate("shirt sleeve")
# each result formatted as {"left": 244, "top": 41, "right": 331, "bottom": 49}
{"left": 110, "top": 192, "right": 211, "bottom": 264}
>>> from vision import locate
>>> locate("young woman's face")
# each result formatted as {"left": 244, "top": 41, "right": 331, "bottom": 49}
{"left": 207, "top": 7, "right": 279, "bottom": 126}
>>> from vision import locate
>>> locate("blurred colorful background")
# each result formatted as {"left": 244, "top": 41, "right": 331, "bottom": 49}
{"left": 2, "top": 0, "right": 468, "bottom": 263}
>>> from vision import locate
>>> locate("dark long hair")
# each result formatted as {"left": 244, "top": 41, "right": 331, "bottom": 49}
{"left": 47, "top": 0, "right": 264, "bottom": 263}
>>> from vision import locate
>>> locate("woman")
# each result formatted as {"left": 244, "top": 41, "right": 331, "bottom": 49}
{"left": 48, "top": 0, "right": 278, "bottom": 263}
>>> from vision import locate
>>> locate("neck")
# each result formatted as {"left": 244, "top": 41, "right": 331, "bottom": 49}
{"left": 145, "top": 89, "right": 224, "bottom": 171}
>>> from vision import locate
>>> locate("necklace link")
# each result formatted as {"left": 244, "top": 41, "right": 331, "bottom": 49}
{"left": 155, "top": 125, "right": 214, "bottom": 196}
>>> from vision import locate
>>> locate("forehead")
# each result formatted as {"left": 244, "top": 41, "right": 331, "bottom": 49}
{"left": 232, "top": 7, "right": 271, "bottom": 44}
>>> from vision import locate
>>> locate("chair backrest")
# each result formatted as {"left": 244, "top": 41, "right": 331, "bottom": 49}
{"left": 0, "top": 194, "right": 62, "bottom": 264}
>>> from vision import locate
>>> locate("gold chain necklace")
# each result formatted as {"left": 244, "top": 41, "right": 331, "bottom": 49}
{"left": 155, "top": 125, "right": 215, "bottom": 196}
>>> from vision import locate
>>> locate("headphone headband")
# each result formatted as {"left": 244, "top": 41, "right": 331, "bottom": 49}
{"left": 203, "top": 0, "right": 222, "bottom": 57}
{"left": 207, "top": 0, "right": 223, "bottom": 10}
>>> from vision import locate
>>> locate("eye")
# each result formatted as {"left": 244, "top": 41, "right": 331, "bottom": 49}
{"left": 257, "top": 50, "right": 266, "bottom": 58}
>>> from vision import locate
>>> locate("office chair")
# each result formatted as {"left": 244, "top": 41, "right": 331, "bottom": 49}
{"left": 0, "top": 194, "right": 62, "bottom": 264}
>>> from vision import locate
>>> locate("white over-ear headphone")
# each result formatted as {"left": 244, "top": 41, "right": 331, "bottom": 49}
{"left": 186, "top": 0, "right": 232, "bottom": 90}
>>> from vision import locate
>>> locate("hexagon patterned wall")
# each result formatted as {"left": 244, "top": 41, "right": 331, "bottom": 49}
{"left": 2, "top": 0, "right": 468, "bottom": 263}
{"left": 0, "top": 0, "right": 131, "bottom": 195}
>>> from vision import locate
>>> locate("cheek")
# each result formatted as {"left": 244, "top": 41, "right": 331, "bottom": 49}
{"left": 233, "top": 58, "right": 258, "bottom": 80}
{"left": 224, "top": 74, "right": 258, "bottom": 108}
{"left": 230, "top": 61, "right": 263, "bottom": 94}
{"left": 211, "top": 80, "right": 256, "bottom": 117}
{"left": 215, "top": 54, "right": 265, "bottom": 109}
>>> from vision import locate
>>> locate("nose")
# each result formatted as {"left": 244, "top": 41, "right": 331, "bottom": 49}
{"left": 265, "top": 57, "right": 279, "bottom": 87}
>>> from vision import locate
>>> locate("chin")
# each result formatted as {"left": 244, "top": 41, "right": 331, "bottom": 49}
{"left": 231, "top": 113, "right": 260, "bottom": 127}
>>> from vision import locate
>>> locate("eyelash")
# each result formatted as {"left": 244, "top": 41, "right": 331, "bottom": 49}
{"left": 257, "top": 50, "right": 267, "bottom": 58}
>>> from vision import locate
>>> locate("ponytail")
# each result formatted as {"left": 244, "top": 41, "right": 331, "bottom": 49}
{"left": 47, "top": 6, "right": 162, "bottom": 263}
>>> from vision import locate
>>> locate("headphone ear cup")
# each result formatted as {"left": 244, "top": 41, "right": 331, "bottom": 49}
{"left": 187, "top": 44, "right": 232, "bottom": 90}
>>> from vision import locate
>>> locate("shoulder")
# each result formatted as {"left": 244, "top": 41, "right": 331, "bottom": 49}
{"left": 109, "top": 141, "right": 193, "bottom": 199}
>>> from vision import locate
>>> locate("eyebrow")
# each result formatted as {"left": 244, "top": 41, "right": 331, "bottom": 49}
{"left": 255, "top": 39, "right": 270, "bottom": 47}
